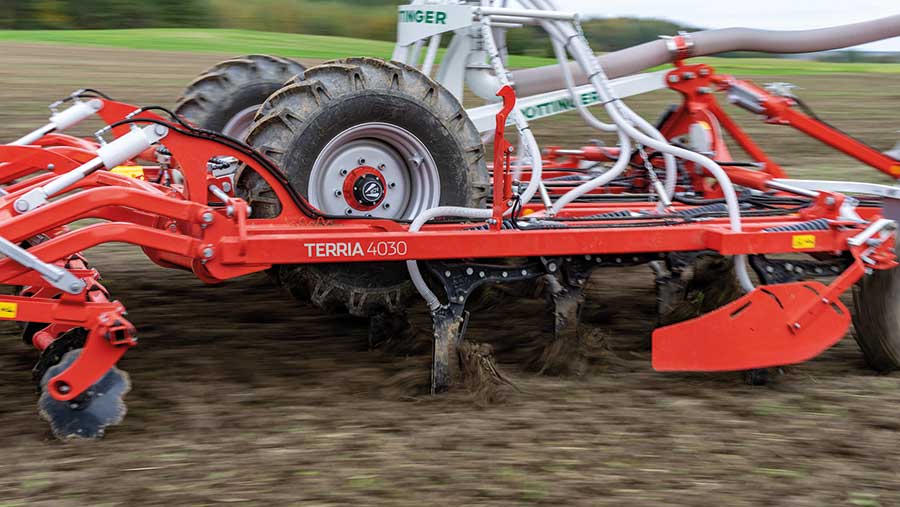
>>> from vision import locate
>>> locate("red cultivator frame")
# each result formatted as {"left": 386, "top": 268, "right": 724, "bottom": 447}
{"left": 2, "top": 48, "right": 899, "bottom": 438}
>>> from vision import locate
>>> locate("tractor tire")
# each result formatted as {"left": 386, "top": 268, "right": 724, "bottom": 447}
{"left": 852, "top": 247, "right": 900, "bottom": 371}
{"left": 242, "top": 57, "right": 489, "bottom": 317}
{"left": 175, "top": 54, "right": 306, "bottom": 139}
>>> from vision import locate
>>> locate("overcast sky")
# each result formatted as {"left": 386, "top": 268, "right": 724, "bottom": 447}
{"left": 548, "top": 0, "right": 900, "bottom": 52}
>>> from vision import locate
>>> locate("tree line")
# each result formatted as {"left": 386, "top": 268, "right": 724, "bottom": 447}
{"left": 0, "top": 0, "right": 694, "bottom": 51}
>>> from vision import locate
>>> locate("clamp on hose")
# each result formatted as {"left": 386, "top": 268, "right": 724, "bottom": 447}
{"left": 662, "top": 31, "right": 695, "bottom": 61}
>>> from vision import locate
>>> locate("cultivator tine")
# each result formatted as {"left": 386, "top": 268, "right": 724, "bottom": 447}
{"left": 540, "top": 259, "right": 592, "bottom": 375}
{"left": 430, "top": 306, "right": 469, "bottom": 394}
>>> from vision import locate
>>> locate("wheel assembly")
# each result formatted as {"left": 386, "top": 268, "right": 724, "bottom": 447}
{"left": 243, "top": 57, "right": 489, "bottom": 316}
{"left": 175, "top": 54, "right": 306, "bottom": 138}
{"left": 853, "top": 244, "right": 900, "bottom": 371}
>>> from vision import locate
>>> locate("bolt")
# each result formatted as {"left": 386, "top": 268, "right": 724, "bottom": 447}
{"left": 793, "top": 323, "right": 801, "bottom": 330}
{"left": 389, "top": 182, "right": 396, "bottom": 189}
{"left": 479, "top": 271, "right": 486, "bottom": 278}
{"left": 222, "top": 182, "right": 233, "bottom": 193}
{"left": 466, "top": 267, "right": 474, "bottom": 275}
{"left": 502, "top": 271, "right": 508, "bottom": 278}
{"left": 69, "top": 282, "right": 83, "bottom": 293}
{"left": 345, "top": 208, "right": 353, "bottom": 215}
{"left": 378, "top": 164, "right": 387, "bottom": 171}
{"left": 57, "top": 382, "right": 70, "bottom": 394}
{"left": 383, "top": 203, "right": 391, "bottom": 210}
{"left": 822, "top": 298, "right": 830, "bottom": 304}
{"left": 340, "top": 169, "right": 348, "bottom": 176}
{"left": 458, "top": 296, "right": 465, "bottom": 303}
{"left": 682, "top": 71, "right": 696, "bottom": 80}
{"left": 521, "top": 269, "right": 528, "bottom": 276}
{"left": 203, "top": 247, "right": 214, "bottom": 258}
{"left": 547, "top": 262, "right": 558, "bottom": 273}
{"left": 47, "top": 164, "right": 55, "bottom": 171}
{"left": 699, "top": 68, "right": 710, "bottom": 77}
{"left": 824, "top": 196, "right": 836, "bottom": 206}
{"left": 766, "top": 266, "right": 775, "bottom": 273}
{"left": 445, "top": 271, "right": 452, "bottom": 277}
{"left": 785, "top": 263, "right": 793, "bottom": 271}
{"left": 698, "top": 87, "right": 712, "bottom": 95}
{"left": 358, "top": 158, "right": 366, "bottom": 165}
{"left": 335, "top": 190, "right": 343, "bottom": 197}
{"left": 584, "top": 255, "right": 592, "bottom": 260}
{"left": 202, "top": 212, "right": 214, "bottom": 223}
{"left": 668, "top": 74, "right": 680, "bottom": 83}
{"left": 154, "top": 124, "right": 168, "bottom": 136}
{"left": 14, "top": 200, "right": 29, "bottom": 213}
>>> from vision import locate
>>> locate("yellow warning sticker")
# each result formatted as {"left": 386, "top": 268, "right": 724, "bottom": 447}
{"left": 111, "top": 165, "right": 145, "bottom": 179}
{"left": 0, "top": 302, "right": 18, "bottom": 319}
{"left": 792, "top": 234, "right": 816, "bottom": 250}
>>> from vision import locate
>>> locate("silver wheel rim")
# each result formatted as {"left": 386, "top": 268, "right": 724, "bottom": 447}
{"left": 222, "top": 105, "right": 260, "bottom": 140}
{"left": 308, "top": 122, "right": 441, "bottom": 220}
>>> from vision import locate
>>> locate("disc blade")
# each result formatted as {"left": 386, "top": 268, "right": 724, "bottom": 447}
{"left": 38, "top": 349, "right": 131, "bottom": 440}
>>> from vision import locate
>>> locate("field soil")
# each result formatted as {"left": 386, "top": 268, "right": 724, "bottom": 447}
{"left": 0, "top": 44, "right": 899, "bottom": 506}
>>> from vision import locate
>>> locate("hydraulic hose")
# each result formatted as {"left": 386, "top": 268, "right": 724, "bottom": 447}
{"left": 525, "top": 0, "right": 755, "bottom": 292}
{"left": 511, "top": 14, "right": 900, "bottom": 97}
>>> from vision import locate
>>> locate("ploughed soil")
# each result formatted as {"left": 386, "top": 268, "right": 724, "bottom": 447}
{"left": 0, "top": 43, "right": 899, "bottom": 506}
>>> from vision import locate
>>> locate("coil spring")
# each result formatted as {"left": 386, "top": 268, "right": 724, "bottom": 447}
{"left": 587, "top": 210, "right": 634, "bottom": 219}
{"left": 465, "top": 219, "right": 517, "bottom": 231}
{"left": 763, "top": 218, "right": 830, "bottom": 233}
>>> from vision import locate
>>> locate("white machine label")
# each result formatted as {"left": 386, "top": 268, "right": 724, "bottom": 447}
{"left": 305, "top": 241, "right": 409, "bottom": 259}
{"left": 396, "top": 4, "right": 473, "bottom": 46}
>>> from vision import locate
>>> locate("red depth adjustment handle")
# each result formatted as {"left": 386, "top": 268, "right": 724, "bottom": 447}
{"left": 491, "top": 86, "right": 517, "bottom": 229}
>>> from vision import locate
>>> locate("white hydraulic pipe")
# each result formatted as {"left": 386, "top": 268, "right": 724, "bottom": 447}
{"left": 9, "top": 99, "right": 103, "bottom": 146}
{"left": 407, "top": 206, "right": 494, "bottom": 310}
{"left": 480, "top": 20, "right": 543, "bottom": 208}
{"left": 547, "top": 38, "right": 633, "bottom": 214}
{"left": 529, "top": 0, "right": 754, "bottom": 291}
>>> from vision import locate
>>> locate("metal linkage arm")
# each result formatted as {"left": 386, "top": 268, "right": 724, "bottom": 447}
{"left": 0, "top": 235, "right": 85, "bottom": 294}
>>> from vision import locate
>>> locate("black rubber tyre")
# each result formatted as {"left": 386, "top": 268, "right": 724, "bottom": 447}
{"left": 175, "top": 54, "right": 306, "bottom": 138}
{"left": 243, "top": 57, "right": 489, "bottom": 316}
{"left": 852, "top": 246, "right": 900, "bottom": 371}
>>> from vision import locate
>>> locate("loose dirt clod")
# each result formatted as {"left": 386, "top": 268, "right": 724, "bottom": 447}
{"left": 458, "top": 340, "right": 516, "bottom": 406}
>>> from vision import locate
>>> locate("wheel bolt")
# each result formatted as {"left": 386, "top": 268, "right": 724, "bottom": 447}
{"left": 358, "top": 158, "right": 366, "bottom": 165}
{"left": 378, "top": 164, "right": 386, "bottom": 171}
{"left": 335, "top": 190, "right": 343, "bottom": 197}
{"left": 340, "top": 169, "right": 348, "bottom": 176}
{"left": 345, "top": 208, "right": 353, "bottom": 215}
{"left": 389, "top": 182, "right": 396, "bottom": 189}
{"left": 383, "top": 203, "right": 391, "bottom": 209}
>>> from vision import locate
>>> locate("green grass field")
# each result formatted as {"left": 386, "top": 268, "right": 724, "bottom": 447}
{"left": 1, "top": 28, "right": 899, "bottom": 75}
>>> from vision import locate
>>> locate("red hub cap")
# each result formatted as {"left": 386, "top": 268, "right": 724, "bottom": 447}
{"left": 342, "top": 166, "right": 387, "bottom": 212}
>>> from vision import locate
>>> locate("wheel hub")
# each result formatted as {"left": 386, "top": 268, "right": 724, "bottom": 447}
{"left": 343, "top": 166, "right": 386, "bottom": 211}
{"left": 308, "top": 122, "right": 441, "bottom": 220}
